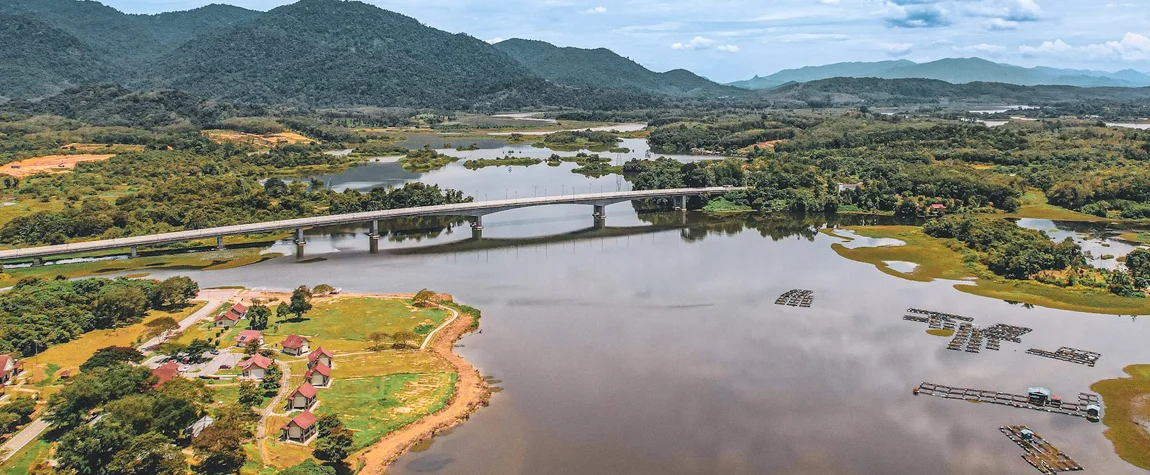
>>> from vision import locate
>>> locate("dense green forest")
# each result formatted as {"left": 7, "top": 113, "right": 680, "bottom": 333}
{"left": 0, "top": 276, "right": 198, "bottom": 356}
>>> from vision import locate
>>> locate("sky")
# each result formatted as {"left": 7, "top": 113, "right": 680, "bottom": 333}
{"left": 102, "top": 0, "right": 1150, "bottom": 83}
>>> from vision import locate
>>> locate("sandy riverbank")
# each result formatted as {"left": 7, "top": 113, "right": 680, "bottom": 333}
{"left": 355, "top": 303, "right": 490, "bottom": 473}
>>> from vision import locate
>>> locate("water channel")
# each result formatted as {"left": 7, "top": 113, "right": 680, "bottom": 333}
{"left": 147, "top": 139, "right": 1150, "bottom": 474}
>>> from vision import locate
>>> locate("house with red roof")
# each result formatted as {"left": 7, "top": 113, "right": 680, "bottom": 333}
{"left": 214, "top": 303, "right": 249, "bottom": 327}
{"left": 281, "top": 410, "right": 318, "bottom": 443}
{"left": 281, "top": 335, "right": 311, "bottom": 356}
{"left": 0, "top": 355, "right": 21, "bottom": 385}
{"left": 284, "top": 382, "right": 319, "bottom": 411}
{"left": 234, "top": 330, "right": 264, "bottom": 348}
{"left": 151, "top": 361, "right": 180, "bottom": 387}
{"left": 307, "top": 347, "right": 334, "bottom": 369}
{"left": 303, "top": 362, "right": 331, "bottom": 387}
{"left": 239, "top": 354, "right": 273, "bottom": 379}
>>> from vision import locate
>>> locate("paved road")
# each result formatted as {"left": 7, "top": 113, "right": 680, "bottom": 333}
{"left": 0, "top": 418, "right": 49, "bottom": 463}
{"left": 0, "top": 187, "right": 744, "bottom": 261}
{"left": 138, "top": 289, "right": 237, "bottom": 353}
{"left": 257, "top": 360, "right": 293, "bottom": 464}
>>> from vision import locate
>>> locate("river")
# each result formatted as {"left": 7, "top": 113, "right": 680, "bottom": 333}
{"left": 140, "top": 165, "right": 1149, "bottom": 474}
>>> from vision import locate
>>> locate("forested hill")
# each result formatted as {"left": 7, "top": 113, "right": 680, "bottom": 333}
{"left": 494, "top": 39, "right": 746, "bottom": 98}
{"left": 0, "top": 13, "right": 116, "bottom": 100}
{"left": 0, "top": 0, "right": 260, "bottom": 61}
{"left": 764, "top": 77, "right": 1150, "bottom": 108}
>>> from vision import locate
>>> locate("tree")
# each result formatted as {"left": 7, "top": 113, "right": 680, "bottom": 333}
{"left": 288, "top": 286, "right": 313, "bottom": 319}
{"left": 367, "top": 332, "right": 390, "bottom": 351}
{"left": 313, "top": 414, "right": 353, "bottom": 464}
{"left": 143, "top": 317, "right": 180, "bottom": 341}
{"left": 312, "top": 284, "right": 335, "bottom": 295}
{"left": 80, "top": 346, "right": 144, "bottom": 371}
{"left": 412, "top": 289, "right": 437, "bottom": 307}
{"left": 1109, "top": 270, "right": 1143, "bottom": 297}
{"left": 156, "top": 377, "right": 215, "bottom": 404}
{"left": 154, "top": 276, "right": 199, "bottom": 308}
{"left": 247, "top": 304, "right": 271, "bottom": 330}
{"left": 1126, "top": 248, "right": 1150, "bottom": 289}
{"left": 47, "top": 364, "right": 156, "bottom": 430}
{"left": 94, "top": 285, "right": 150, "bottom": 328}
{"left": 275, "top": 302, "right": 291, "bottom": 321}
{"left": 151, "top": 393, "right": 203, "bottom": 438}
{"left": 261, "top": 364, "right": 282, "bottom": 394}
{"left": 243, "top": 339, "right": 261, "bottom": 356}
{"left": 238, "top": 380, "right": 263, "bottom": 408}
{"left": 106, "top": 432, "right": 187, "bottom": 475}
{"left": 392, "top": 331, "right": 418, "bottom": 349}
{"left": 191, "top": 420, "right": 249, "bottom": 475}
{"left": 185, "top": 339, "right": 215, "bottom": 361}
{"left": 56, "top": 422, "right": 133, "bottom": 475}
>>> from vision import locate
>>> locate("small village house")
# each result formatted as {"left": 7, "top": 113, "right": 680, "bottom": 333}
{"left": 928, "top": 203, "right": 947, "bottom": 216}
{"left": 284, "top": 382, "right": 319, "bottom": 411}
{"left": 303, "top": 362, "right": 331, "bottom": 387}
{"left": 281, "top": 335, "right": 311, "bottom": 356}
{"left": 234, "top": 330, "right": 264, "bottom": 348}
{"left": 187, "top": 415, "right": 215, "bottom": 438}
{"left": 0, "top": 355, "right": 21, "bottom": 385}
{"left": 281, "top": 411, "right": 318, "bottom": 443}
{"left": 151, "top": 361, "right": 180, "bottom": 387}
{"left": 214, "top": 303, "right": 248, "bottom": 327}
{"left": 308, "top": 347, "right": 334, "bottom": 369}
{"left": 239, "top": 354, "right": 273, "bottom": 379}
{"left": 837, "top": 183, "right": 863, "bottom": 192}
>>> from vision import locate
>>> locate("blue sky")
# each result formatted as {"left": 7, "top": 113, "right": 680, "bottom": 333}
{"left": 104, "top": 0, "right": 1150, "bottom": 83}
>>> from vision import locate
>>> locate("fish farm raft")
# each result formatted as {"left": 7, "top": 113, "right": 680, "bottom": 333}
{"left": 1000, "top": 425, "right": 1083, "bottom": 474}
{"left": 775, "top": 289, "right": 813, "bottom": 307}
{"left": 902, "top": 309, "right": 1032, "bottom": 353}
{"left": 1026, "top": 347, "right": 1101, "bottom": 367}
{"left": 913, "top": 382, "right": 1101, "bottom": 422}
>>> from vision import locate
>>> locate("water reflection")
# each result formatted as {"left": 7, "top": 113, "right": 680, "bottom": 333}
{"left": 1016, "top": 218, "right": 1144, "bottom": 270}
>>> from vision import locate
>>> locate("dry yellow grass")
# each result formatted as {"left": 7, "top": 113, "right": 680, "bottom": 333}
{"left": 3, "top": 154, "right": 116, "bottom": 177}
{"left": 60, "top": 143, "right": 145, "bottom": 153}
{"left": 204, "top": 130, "right": 315, "bottom": 146}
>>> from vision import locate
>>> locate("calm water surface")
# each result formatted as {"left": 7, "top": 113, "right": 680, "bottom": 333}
{"left": 147, "top": 167, "right": 1149, "bottom": 474}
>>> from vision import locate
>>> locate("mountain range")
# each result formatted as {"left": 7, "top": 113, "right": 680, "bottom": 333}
{"left": 731, "top": 58, "right": 1150, "bottom": 89}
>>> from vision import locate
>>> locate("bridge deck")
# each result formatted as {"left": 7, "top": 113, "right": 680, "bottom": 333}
{"left": 0, "top": 187, "right": 743, "bottom": 261}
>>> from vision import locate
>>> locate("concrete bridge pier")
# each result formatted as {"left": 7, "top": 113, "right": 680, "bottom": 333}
{"left": 294, "top": 228, "right": 306, "bottom": 258}
{"left": 470, "top": 216, "right": 484, "bottom": 231}
{"left": 31, "top": 257, "right": 42, "bottom": 267}
{"left": 677, "top": 195, "right": 688, "bottom": 212}
{"left": 593, "top": 204, "right": 607, "bottom": 219}
{"left": 215, "top": 236, "right": 225, "bottom": 251}
{"left": 368, "top": 220, "right": 380, "bottom": 253}
{"left": 130, "top": 247, "right": 138, "bottom": 258}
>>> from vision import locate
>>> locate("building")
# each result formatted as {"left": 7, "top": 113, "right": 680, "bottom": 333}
{"left": 928, "top": 203, "right": 948, "bottom": 216}
{"left": 281, "top": 411, "right": 318, "bottom": 443}
{"left": 0, "top": 355, "right": 21, "bottom": 385}
{"left": 151, "top": 361, "right": 180, "bottom": 387}
{"left": 837, "top": 183, "right": 863, "bottom": 192}
{"left": 281, "top": 335, "right": 311, "bottom": 356}
{"left": 284, "top": 382, "right": 319, "bottom": 412}
{"left": 1027, "top": 386, "right": 1052, "bottom": 406}
{"left": 234, "top": 330, "right": 264, "bottom": 348}
{"left": 303, "top": 362, "right": 331, "bottom": 387}
{"left": 214, "top": 303, "right": 249, "bottom": 327}
{"left": 187, "top": 415, "right": 215, "bottom": 438}
{"left": 239, "top": 354, "right": 273, "bottom": 379}
{"left": 308, "top": 347, "right": 334, "bottom": 369}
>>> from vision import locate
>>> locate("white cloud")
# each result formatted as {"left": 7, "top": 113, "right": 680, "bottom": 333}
{"left": 716, "top": 44, "right": 740, "bottom": 52}
{"left": 774, "top": 33, "right": 851, "bottom": 43}
{"left": 882, "top": 42, "right": 914, "bottom": 56}
{"left": 818, "top": 0, "right": 840, "bottom": 4}
{"left": 671, "top": 36, "right": 717, "bottom": 50}
{"left": 580, "top": 6, "right": 607, "bottom": 14}
{"left": 954, "top": 43, "right": 1006, "bottom": 54}
{"left": 1020, "top": 33, "right": 1150, "bottom": 61}
{"left": 984, "top": 18, "right": 1019, "bottom": 30}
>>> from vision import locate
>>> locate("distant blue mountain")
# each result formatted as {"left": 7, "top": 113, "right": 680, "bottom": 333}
{"left": 731, "top": 58, "right": 1150, "bottom": 89}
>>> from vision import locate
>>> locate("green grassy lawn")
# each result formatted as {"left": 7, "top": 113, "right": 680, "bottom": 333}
{"left": 1007, "top": 189, "right": 1123, "bottom": 223}
{"left": 1118, "top": 233, "right": 1150, "bottom": 245}
{"left": 0, "top": 248, "right": 282, "bottom": 288}
{"left": 265, "top": 297, "right": 449, "bottom": 344}
{"left": 1092, "top": 365, "right": 1150, "bottom": 470}
{"left": 25, "top": 302, "right": 206, "bottom": 382}
{"left": 704, "top": 198, "right": 753, "bottom": 213}
{"left": 828, "top": 226, "right": 1150, "bottom": 315}
{"left": 0, "top": 436, "right": 50, "bottom": 474}
{"left": 317, "top": 373, "right": 456, "bottom": 450}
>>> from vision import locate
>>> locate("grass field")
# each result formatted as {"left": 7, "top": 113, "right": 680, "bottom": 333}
{"left": 24, "top": 302, "right": 206, "bottom": 382}
{"left": 1008, "top": 190, "right": 1111, "bottom": 222}
{"left": 926, "top": 328, "right": 955, "bottom": 337}
{"left": 1091, "top": 365, "right": 1150, "bottom": 470}
{"left": 1118, "top": 233, "right": 1150, "bottom": 245}
{"left": 704, "top": 198, "right": 753, "bottom": 213}
{"left": 0, "top": 248, "right": 282, "bottom": 288}
{"left": 318, "top": 373, "right": 456, "bottom": 450}
{"left": 828, "top": 226, "right": 1150, "bottom": 315}
{"left": 265, "top": 297, "right": 450, "bottom": 344}
{"left": 0, "top": 436, "right": 50, "bottom": 474}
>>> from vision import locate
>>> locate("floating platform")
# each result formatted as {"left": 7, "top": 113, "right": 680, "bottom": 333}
{"left": 1000, "top": 425, "right": 1083, "bottom": 474}
{"left": 775, "top": 289, "right": 813, "bottom": 308}
{"left": 1026, "top": 347, "right": 1101, "bottom": 367}
{"left": 903, "top": 308, "right": 1031, "bottom": 353}
{"left": 913, "top": 382, "right": 1101, "bottom": 422}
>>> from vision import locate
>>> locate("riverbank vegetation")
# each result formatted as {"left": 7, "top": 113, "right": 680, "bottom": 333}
{"left": 1091, "top": 365, "right": 1150, "bottom": 470}
{"left": 536, "top": 129, "right": 621, "bottom": 151}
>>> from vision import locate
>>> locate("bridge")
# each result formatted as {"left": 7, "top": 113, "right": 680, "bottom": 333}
{"left": 0, "top": 187, "right": 744, "bottom": 263}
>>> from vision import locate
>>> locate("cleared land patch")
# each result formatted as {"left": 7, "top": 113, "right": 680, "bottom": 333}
{"left": 203, "top": 130, "right": 315, "bottom": 146}
{"left": 3, "top": 154, "right": 115, "bottom": 177}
